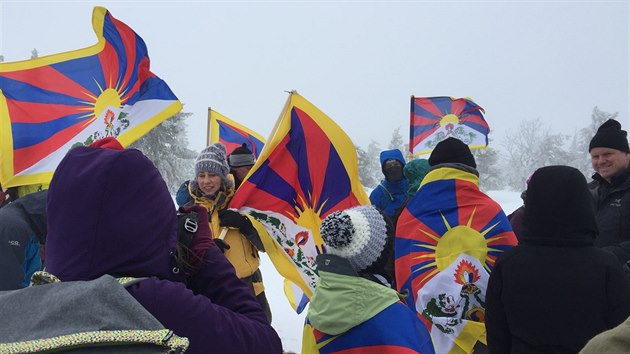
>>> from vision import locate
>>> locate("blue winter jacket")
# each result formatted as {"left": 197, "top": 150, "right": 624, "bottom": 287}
{"left": 175, "top": 180, "right": 192, "bottom": 207}
{"left": 369, "top": 149, "right": 408, "bottom": 219}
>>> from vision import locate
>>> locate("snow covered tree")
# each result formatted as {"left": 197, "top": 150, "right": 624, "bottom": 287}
{"left": 567, "top": 107, "right": 619, "bottom": 178}
{"left": 130, "top": 112, "right": 197, "bottom": 193}
{"left": 501, "top": 118, "right": 569, "bottom": 191}
{"left": 357, "top": 145, "right": 376, "bottom": 188}
{"left": 388, "top": 127, "right": 408, "bottom": 158}
{"left": 472, "top": 143, "right": 503, "bottom": 191}
{"left": 357, "top": 140, "right": 382, "bottom": 188}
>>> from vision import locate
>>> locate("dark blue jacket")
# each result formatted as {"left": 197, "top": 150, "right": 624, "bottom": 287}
{"left": 0, "top": 190, "right": 47, "bottom": 290}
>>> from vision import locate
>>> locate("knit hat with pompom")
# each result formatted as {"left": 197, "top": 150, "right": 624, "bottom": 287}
{"left": 194, "top": 142, "right": 233, "bottom": 189}
{"left": 319, "top": 205, "right": 390, "bottom": 272}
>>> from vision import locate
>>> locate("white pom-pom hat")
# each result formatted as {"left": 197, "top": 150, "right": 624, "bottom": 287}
{"left": 319, "top": 205, "right": 389, "bottom": 272}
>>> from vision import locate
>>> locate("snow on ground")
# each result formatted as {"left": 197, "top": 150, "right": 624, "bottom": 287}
{"left": 265, "top": 189, "right": 523, "bottom": 353}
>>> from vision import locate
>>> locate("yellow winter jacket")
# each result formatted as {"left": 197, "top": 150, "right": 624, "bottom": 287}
{"left": 189, "top": 185, "right": 263, "bottom": 295}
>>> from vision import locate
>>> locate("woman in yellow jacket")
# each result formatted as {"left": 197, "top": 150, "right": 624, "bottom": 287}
{"left": 184, "top": 142, "right": 271, "bottom": 322}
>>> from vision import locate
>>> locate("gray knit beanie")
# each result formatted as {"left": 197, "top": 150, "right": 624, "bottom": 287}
{"left": 319, "top": 205, "right": 389, "bottom": 272}
{"left": 195, "top": 143, "right": 233, "bottom": 189}
{"left": 228, "top": 143, "right": 256, "bottom": 167}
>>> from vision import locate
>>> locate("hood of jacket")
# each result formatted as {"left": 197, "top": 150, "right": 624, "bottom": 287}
{"left": 404, "top": 159, "right": 430, "bottom": 196}
{"left": 523, "top": 166, "right": 597, "bottom": 246}
{"left": 46, "top": 146, "right": 178, "bottom": 281}
{"left": 307, "top": 254, "right": 400, "bottom": 335}
{"left": 379, "top": 149, "right": 406, "bottom": 167}
{"left": 7, "top": 190, "right": 47, "bottom": 242}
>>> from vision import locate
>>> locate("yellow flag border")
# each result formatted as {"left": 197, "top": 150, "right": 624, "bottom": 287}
{"left": 207, "top": 108, "right": 267, "bottom": 148}
{"left": 244, "top": 91, "right": 370, "bottom": 303}
{"left": 0, "top": 6, "right": 182, "bottom": 188}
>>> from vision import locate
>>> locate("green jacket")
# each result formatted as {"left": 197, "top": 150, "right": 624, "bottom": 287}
{"left": 307, "top": 254, "right": 400, "bottom": 335}
{"left": 580, "top": 315, "right": 630, "bottom": 354}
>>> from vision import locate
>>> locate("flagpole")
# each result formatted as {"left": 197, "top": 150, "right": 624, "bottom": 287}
{"left": 206, "top": 107, "right": 212, "bottom": 147}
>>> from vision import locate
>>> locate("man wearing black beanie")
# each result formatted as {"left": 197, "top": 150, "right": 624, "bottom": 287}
{"left": 589, "top": 119, "right": 630, "bottom": 264}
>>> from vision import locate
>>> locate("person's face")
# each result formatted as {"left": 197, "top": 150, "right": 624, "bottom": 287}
{"left": 232, "top": 165, "right": 253, "bottom": 182}
{"left": 590, "top": 147, "right": 630, "bottom": 182}
{"left": 383, "top": 160, "right": 404, "bottom": 182}
{"left": 196, "top": 172, "right": 222, "bottom": 195}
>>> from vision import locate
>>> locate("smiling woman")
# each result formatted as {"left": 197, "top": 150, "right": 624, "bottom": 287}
{"left": 196, "top": 171, "right": 222, "bottom": 195}
{"left": 181, "top": 142, "right": 273, "bottom": 323}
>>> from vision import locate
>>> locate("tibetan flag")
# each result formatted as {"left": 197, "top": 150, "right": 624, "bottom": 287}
{"left": 229, "top": 91, "right": 369, "bottom": 312}
{"left": 0, "top": 7, "right": 181, "bottom": 188}
{"left": 302, "top": 302, "right": 436, "bottom": 354}
{"left": 208, "top": 109, "right": 265, "bottom": 157}
{"left": 395, "top": 167, "right": 517, "bottom": 353}
{"left": 410, "top": 96, "right": 489, "bottom": 157}
{"left": 284, "top": 279, "right": 310, "bottom": 314}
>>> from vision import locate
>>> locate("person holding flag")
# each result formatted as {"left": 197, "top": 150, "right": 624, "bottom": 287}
{"left": 396, "top": 137, "right": 517, "bottom": 354}
{"left": 302, "top": 205, "right": 434, "bottom": 353}
{"left": 180, "top": 142, "right": 271, "bottom": 323}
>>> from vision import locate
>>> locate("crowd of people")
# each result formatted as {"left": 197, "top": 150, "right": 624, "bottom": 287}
{"left": 2, "top": 118, "right": 630, "bottom": 353}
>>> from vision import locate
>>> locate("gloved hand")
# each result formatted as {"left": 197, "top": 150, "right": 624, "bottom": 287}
{"left": 178, "top": 205, "right": 214, "bottom": 273}
{"left": 218, "top": 209, "right": 254, "bottom": 235}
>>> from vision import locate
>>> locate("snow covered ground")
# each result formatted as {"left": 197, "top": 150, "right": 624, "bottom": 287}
{"left": 263, "top": 190, "right": 523, "bottom": 353}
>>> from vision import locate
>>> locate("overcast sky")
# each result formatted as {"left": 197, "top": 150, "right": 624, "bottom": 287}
{"left": 1, "top": 1, "right": 628, "bottom": 154}
{"left": 1, "top": 1, "right": 628, "bottom": 351}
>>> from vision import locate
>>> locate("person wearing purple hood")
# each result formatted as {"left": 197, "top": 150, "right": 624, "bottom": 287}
{"left": 44, "top": 137, "right": 282, "bottom": 354}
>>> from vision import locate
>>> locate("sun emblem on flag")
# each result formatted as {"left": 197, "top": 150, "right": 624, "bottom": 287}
{"left": 410, "top": 206, "right": 508, "bottom": 289}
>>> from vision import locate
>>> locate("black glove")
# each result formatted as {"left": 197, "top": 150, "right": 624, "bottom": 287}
{"left": 215, "top": 238, "right": 231, "bottom": 253}
{"left": 218, "top": 209, "right": 254, "bottom": 235}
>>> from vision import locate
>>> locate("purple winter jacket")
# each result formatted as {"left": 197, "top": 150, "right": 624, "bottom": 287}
{"left": 45, "top": 145, "right": 282, "bottom": 354}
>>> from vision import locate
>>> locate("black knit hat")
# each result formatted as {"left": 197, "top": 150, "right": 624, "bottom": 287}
{"left": 228, "top": 143, "right": 255, "bottom": 167}
{"left": 428, "top": 137, "right": 476, "bottom": 168}
{"left": 589, "top": 119, "right": 630, "bottom": 153}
